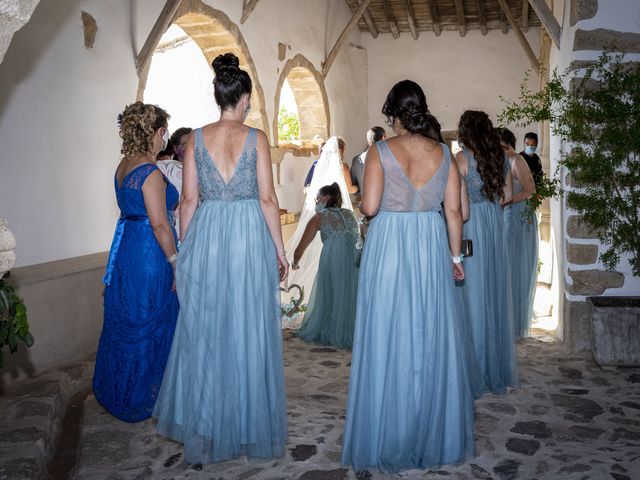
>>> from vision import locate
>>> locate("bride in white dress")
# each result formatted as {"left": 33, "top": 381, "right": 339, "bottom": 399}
{"left": 282, "top": 136, "right": 354, "bottom": 327}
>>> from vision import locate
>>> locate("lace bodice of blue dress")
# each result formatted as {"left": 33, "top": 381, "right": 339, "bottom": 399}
{"left": 194, "top": 127, "right": 258, "bottom": 201}
{"left": 319, "top": 207, "right": 359, "bottom": 244}
{"left": 376, "top": 140, "right": 450, "bottom": 212}
{"left": 93, "top": 163, "right": 179, "bottom": 422}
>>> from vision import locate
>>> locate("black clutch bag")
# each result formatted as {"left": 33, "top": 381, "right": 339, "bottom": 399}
{"left": 462, "top": 239, "right": 473, "bottom": 257}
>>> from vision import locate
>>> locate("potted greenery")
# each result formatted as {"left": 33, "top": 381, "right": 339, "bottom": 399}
{"left": 499, "top": 49, "right": 640, "bottom": 366}
{"left": 0, "top": 217, "right": 34, "bottom": 368}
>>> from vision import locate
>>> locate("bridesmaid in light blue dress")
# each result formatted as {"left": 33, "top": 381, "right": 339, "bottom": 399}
{"left": 153, "top": 53, "right": 288, "bottom": 464}
{"left": 498, "top": 128, "right": 538, "bottom": 339}
{"left": 342, "top": 81, "right": 475, "bottom": 473}
{"left": 454, "top": 111, "right": 519, "bottom": 395}
{"left": 293, "top": 182, "right": 360, "bottom": 348}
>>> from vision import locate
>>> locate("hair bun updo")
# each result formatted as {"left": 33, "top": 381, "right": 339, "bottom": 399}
{"left": 212, "top": 53, "right": 241, "bottom": 83}
{"left": 211, "top": 53, "right": 252, "bottom": 111}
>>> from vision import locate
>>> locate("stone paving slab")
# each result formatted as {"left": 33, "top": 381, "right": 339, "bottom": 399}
{"left": 0, "top": 359, "right": 94, "bottom": 480}
{"left": 73, "top": 333, "right": 640, "bottom": 480}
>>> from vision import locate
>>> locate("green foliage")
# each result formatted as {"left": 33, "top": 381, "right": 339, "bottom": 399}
{"left": 500, "top": 50, "right": 640, "bottom": 276}
{"left": 523, "top": 171, "right": 562, "bottom": 221}
{"left": 277, "top": 106, "right": 300, "bottom": 143}
{"left": 0, "top": 279, "right": 34, "bottom": 368}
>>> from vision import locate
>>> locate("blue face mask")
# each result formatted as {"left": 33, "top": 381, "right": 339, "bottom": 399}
{"left": 525, "top": 145, "right": 537, "bottom": 155}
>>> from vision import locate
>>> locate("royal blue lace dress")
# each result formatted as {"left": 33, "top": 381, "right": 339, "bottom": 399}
{"left": 93, "top": 163, "right": 179, "bottom": 422}
{"left": 153, "top": 127, "right": 287, "bottom": 463}
{"left": 504, "top": 158, "right": 539, "bottom": 339}
{"left": 457, "top": 149, "right": 519, "bottom": 394}
{"left": 342, "top": 141, "right": 475, "bottom": 473}
{"left": 295, "top": 207, "right": 359, "bottom": 348}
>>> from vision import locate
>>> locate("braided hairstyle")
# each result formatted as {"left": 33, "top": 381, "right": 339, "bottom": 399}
{"left": 382, "top": 80, "right": 443, "bottom": 143}
{"left": 212, "top": 53, "right": 252, "bottom": 111}
{"left": 458, "top": 110, "right": 506, "bottom": 201}
{"left": 319, "top": 182, "right": 343, "bottom": 208}
{"left": 117, "top": 102, "right": 169, "bottom": 158}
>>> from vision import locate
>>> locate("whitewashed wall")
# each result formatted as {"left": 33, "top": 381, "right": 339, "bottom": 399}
{"left": 364, "top": 28, "right": 541, "bottom": 152}
{"left": 0, "top": 0, "right": 368, "bottom": 267}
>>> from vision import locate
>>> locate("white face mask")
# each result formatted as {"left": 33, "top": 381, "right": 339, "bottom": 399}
{"left": 315, "top": 202, "right": 326, "bottom": 213}
{"left": 161, "top": 129, "right": 170, "bottom": 151}
{"left": 525, "top": 145, "right": 537, "bottom": 155}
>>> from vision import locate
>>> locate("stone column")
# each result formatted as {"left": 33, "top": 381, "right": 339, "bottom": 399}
{"left": 0, "top": 217, "right": 17, "bottom": 277}
{"left": 0, "top": 0, "right": 41, "bottom": 65}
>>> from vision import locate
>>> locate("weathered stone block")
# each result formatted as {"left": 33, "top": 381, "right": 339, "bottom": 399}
{"left": 566, "top": 215, "right": 601, "bottom": 239}
{"left": 569, "top": 60, "right": 596, "bottom": 70}
{"left": 567, "top": 269, "right": 624, "bottom": 295}
{"left": 589, "top": 296, "right": 640, "bottom": 367}
{"left": 81, "top": 11, "right": 97, "bottom": 49}
{"left": 574, "top": 29, "right": 640, "bottom": 53}
{"left": 562, "top": 299, "right": 592, "bottom": 351}
{"left": 570, "top": 0, "right": 598, "bottom": 26}
{"left": 566, "top": 242, "right": 598, "bottom": 265}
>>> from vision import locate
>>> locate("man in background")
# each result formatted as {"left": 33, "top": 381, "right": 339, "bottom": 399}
{"left": 520, "top": 132, "right": 543, "bottom": 186}
{"left": 351, "top": 126, "right": 386, "bottom": 204}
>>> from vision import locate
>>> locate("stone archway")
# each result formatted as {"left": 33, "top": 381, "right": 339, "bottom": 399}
{"left": 137, "top": 0, "right": 269, "bottom": 136}
{"left": 273, "top": 54, "right": 330, "bottom": 147}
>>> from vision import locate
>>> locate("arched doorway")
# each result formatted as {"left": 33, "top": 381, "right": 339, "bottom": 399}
{"left": 273, "top": 54, "right": 329, "bottom": 148}
{"left": 137, "top": 0, "right": 269, "bottom": 136}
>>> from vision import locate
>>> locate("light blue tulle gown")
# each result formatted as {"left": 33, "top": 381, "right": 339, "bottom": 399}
{"left": 342, "top": 141, "right": 475, "bottom": 473}
{"left": 153, "top": 127, "right": 287, "bottom": 463}
{"left": 504, "top": 160, "right": 539, "bottom": 339}
{"left": 457, "top": 149, "right": 519, "bottom": 394}
{"left": 296, "top": 207, "right": 359, "bottom": 348}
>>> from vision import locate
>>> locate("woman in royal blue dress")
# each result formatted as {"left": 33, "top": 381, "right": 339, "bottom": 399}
{"left": 293, "top": 182, "right": 360, "bottom": 348}
{"left": 93, "top": 102, "right": 179, "bottom": 422}
{"left": 498, "top": 128, "right": 538, "bottom": 339}
{"left": 342, "top": 80, "right": 475, "bottom": 473}
{"left": 153, "top": 53, "right": 288, "bottom": 463}
{"left": 454, "top": 111, "right": 519, "bottom": 394}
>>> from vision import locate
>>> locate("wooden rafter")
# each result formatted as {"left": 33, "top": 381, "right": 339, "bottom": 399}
{"left": 402, "top": 0, "right": 419, "bottom": 40}
{"left": 500, "top": 4, "right": 508, "bottom": 33}
{"left": 476, "top": 0, "right": 487, "bottom": 35}
{"left": 522, "top": 0, "right": 529, "bottom": 32}
{"left": 356, "top": 0, "right": 378, "bottom": 38}
{"left": 136, "top": 0, "right": 181, "bottom": 76}
{"left": 497, "top": 0, "right": 539, "bottom": 72}
{"left": 323, "top": 0, "right": 373, "bottom": 77}
{"left": 381, "top": 0, "right": 400, "bottom": 39}
{"left": 527, "top": 0, "right": 561, "bottom": 48}
{"left": 454, "top": 0, "right": 466, "bottom": 37}
{"left": 426, "top": 0, "right": 441, "bottom": 36}
{"left": 240, "top": 0, "right": 261, "bottom": 24}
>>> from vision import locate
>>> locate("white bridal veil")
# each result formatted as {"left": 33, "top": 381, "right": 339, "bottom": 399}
{"left": 282, "top": 136, "right": 353, "bottom": 308}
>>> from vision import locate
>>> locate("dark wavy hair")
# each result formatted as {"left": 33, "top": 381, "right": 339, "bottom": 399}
{"left": 319, "top": 182, "right": 343, "bottom": 208}
{"left": 382, "top": 80, "right": 443, "bottom": 142}
{"left": 458, "top": 110, "right": 506, "bottom": 202}
{"left": 170, "top": 127, "right": 192, "bottom": 148}
{"left": 212, "top": 53, "right": 252, "bottom": 111}
{"left": 496, "top": 127, "right": 516, "bottom": 149}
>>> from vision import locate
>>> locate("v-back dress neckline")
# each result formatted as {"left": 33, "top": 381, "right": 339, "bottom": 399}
{"left": 200, "top": 127, "right": 252, "bottom": 186}
{"left": 385, "top": 142, "right": 446, "bottom": 192}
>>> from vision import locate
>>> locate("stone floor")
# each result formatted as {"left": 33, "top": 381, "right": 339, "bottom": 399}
{"left": 2, "top": 331, "right": 640, "bottom": 479}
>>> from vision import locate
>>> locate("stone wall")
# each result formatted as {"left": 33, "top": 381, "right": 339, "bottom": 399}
{"left": 552, "top": 0, "right": 640, "bottom": 350}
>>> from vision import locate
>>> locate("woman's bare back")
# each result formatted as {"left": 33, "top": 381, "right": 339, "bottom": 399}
{"left": 200, "top": 121, "right": 252, "bottom": 183}
{"left": 385, "top": 134, "right": 444, "bottom": 190}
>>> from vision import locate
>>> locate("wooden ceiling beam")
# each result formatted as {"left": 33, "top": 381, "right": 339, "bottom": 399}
{"left": 476, "top": 0, "right": 487, "bottom": 35}
{"left": 426, "top": 0, "right": 441, "bottom": 36}
{"left": 381, "top": 0, "right": 400, "bottom": 39}
{"left": 497, "top": 0, "right": 540, "bottom": 72}
{"left": 240, "top": 0, "right": 261, "bottom": 24}
{"left": 356, "top": 0, "right": 378, "bottom": 38}
{"left": 136, "top": 0, "right": 181, "bottom": 76}
{"left": 522, "top": 0, "right": 529, "bottom": 32}
{"left": 402, "top": 0, "right": 419, "bottom": 40}
{"left": 323, "top": 0, "right": 373, "bottom": 77}
{"left": 527, "top": 0, "right": 561, "bottom": 48}
{"left": 454, "top": 0, "right": 466, "bottom": 37}
{"left": 500, "top": 3, "right": 509, "bottom": 33}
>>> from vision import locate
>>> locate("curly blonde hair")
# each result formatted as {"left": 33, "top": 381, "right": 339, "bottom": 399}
{"left": 117, "top": 102, "right": 169, "bottom": 157}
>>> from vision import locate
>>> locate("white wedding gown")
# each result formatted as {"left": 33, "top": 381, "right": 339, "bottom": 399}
{"left": 281, "top": 137, "right": 353, "bottom": 328}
